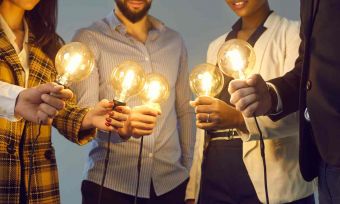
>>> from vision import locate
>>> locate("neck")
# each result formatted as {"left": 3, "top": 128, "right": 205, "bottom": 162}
{"left": 114, "top": 8, "right": 151, "bottom": 43}
{"left": 0, "top": 1, "right": 25, "bottom": 31}
{"left": 241, "top": 3, "right": 270, "bottom": 30}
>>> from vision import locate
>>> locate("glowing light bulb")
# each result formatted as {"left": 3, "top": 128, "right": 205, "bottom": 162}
{"left": 139, "top": 73, "right": 170, "bottom": 112}
{"left": 111, "top": 61, "right": 146, "bottom": 103}
{"left": 217, "top": 39, "right": 256, "bottom": 79}
{"left": 55, "top": 42, "right": 95, "bottom": 86}
{"left": 189, "top": 63, "right": 224, "bottom": 97}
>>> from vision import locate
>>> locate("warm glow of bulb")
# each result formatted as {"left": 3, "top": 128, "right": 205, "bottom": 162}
{"left": 217, "top": 39, "right": 255, "bottom": 80}
{"left": 65, "top": 54, "right": 83, "bottom": 75}
{"left": 111, "top": 61, "right": 146, "bottom": 103}
{"left": 189, "top": 63, "right": 224, "bottom": 97}
{"left": 199, "top": 71, "right": 213, "bottom": 96}
{"left": 55, "top": 42, "right": 95, "bottom": 86}
{"left": 139, "top": 73, "right": 170, "bottom": 113}
{"left": 146, "top": 81, "right": 162, "bottom": 102}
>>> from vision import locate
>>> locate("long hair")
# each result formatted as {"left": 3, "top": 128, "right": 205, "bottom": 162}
{"left": 25, "top": 0, "right": 64, "bottom": 60}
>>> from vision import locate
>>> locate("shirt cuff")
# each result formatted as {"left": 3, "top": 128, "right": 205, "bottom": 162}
{"left": 266, "top": 82, "right": 282, "bottom": 114}
{"left": 0, "top": 83, "right": 25, "bottom": 122}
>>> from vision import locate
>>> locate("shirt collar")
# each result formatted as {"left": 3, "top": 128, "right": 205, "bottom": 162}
{"left": 105, "top": 10, "right": 166, "bottom": 35}
{"left": 0, "top": 14, "right": 29, "bottom": 52}
{"left": 226, "top": 11, "right": 274, "bottom": 46}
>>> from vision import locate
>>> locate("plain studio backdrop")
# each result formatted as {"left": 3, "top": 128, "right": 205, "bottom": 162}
{"left": 54, "top": 0, "right": 300, "bottom": 203}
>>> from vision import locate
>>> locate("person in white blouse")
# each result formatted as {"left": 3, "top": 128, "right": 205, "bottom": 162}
{"left": 186, "top": 0, "right": 315, "bottom": 204}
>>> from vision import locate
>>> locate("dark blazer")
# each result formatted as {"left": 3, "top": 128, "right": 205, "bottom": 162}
{"left": 269, "top": 0, "right": 340, "bottom": 181}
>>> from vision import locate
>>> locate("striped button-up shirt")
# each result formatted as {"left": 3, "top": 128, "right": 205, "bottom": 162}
{"left": 71, "top": 11, "right": 195, "bottom": 198}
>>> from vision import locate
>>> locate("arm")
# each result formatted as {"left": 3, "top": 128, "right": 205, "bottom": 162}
{"left": 176, "top": 39, "right": 195, "bottom": 170}
{"left": 0, "top": 81, "right": 25, "bottom": 121}
{"left": 241, "top": 21, "right": 302, "bottom": 141}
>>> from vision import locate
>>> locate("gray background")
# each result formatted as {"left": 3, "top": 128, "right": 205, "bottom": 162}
{"left": 54, "top": 0, "right": 300, "bottom": 203}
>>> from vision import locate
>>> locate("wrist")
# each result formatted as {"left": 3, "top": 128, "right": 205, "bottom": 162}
{"left": 81, "top": 108, "right": 94, "bottom": 130}
{"left": 266, "top": 83, "right": 278, "bottom": 115}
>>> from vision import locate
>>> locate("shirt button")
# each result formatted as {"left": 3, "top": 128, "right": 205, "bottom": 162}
{"left": 7, "top": 141, "right": 15, "bottom": 155}
{"left": 304, "top": 108, "right": 311, "bottom": 122}
{"left": 148, "top": 153, "right": 153, "bottom": 158}
{"left": 306, "top": 80, "right": 312, "bottom": 91}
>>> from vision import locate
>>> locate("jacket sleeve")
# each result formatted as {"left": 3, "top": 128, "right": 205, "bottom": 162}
{"left": 52, "top": 97, "right": 96, "bottom": 145}
{"left": 0, "top": 81, "right": 25, "bottom": 121}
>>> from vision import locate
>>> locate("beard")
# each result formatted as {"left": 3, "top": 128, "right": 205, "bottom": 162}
{"left": 115, "top": 0, "right": 152, "bottom": 23}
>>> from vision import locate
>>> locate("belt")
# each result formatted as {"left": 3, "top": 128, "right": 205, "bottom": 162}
{"left": 208, "top": 129, "right": 241, "bottom": 141}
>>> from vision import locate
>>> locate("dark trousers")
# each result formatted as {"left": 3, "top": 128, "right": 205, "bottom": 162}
{"left": 318, "top": 161, "right": 340, "bottom": 204}
{"left": 81, "top": 179, "right": 188, "bottom": 204}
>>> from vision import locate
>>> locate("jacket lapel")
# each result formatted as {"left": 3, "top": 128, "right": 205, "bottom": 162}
{"left": 0, "top": 29, "right": 25, "bottom": 87}
{"left": 27, "top": 34, "right": 55, "bottom": 88}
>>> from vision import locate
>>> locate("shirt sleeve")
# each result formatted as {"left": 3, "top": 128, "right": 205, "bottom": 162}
{"left": 0, "top": 81, "right": 25, "bottom": 121}
{"left": 176, "top": 38, "right": 196, "bottom": 170}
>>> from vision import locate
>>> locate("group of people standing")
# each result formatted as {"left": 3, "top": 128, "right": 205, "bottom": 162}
{"left": 0, "top": 0, "right": 339, "bottom": 204}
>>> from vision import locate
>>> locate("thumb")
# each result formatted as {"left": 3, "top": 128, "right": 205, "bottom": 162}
{"left": 246, "top": 74, "right": 266, "bottom": 88}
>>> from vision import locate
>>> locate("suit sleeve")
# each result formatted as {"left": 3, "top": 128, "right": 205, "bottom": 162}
{"left": 268, "top": 21, "right": 305, "bottom": 121}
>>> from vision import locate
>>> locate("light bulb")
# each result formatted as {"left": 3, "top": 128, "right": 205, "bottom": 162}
{"left": 55, "top": 42, "right": 95, "bottom": 86}
{"left": 139, "top": 73, "right": 170, "bottom": 112}
{"left": 217, "top": 39, "right": 256, "bottom": 79}
{"left": 110, "top": 61, "right": 146, "bottom": 103}
{"left": 189, "top": 63, "right": 224, "bottom": 97}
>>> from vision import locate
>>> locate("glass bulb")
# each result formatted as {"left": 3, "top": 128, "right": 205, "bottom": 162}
{"left": 189, "top": 63, "right": 224, "bottom": 97}
{"left": 217, "top": 39, "right": 256, "bottom": 79}
{"left": 139, "top": 73, "right": 170, "bottom": 111}
{"left": 55, "top": 42, "right": 95, "bottom": 86}
{"left": 111, "top": 61, "right": 146, "bottom": 103}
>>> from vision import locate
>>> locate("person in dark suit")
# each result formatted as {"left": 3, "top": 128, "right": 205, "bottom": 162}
{"left": 228, "top": 0, "right": 340, "bottom": 203}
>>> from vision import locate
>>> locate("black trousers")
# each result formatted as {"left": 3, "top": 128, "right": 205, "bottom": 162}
{"left": 81, "top": 179, "right": 188, "bottom": 204}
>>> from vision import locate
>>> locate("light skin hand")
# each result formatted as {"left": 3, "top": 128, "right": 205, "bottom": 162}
{"left": 118, "top": 105, "right": 161, "bottom": 139}
{"left": 228, "top": 74, "right": 272, "bottom": 117}
{"left": 14, "top": 82, "right": 73, "bottom": 125}
{"left": 190, "top": 96, "right": 246, "bottom": 132}
{"left": 81, "top": 99, "right": 129, "bottom": 132}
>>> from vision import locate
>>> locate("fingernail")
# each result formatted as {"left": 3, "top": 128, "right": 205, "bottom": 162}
{"left": 106, "top": 118, "right": 112, "bottom": 122}
{"left": 105, "top": 122, "right": 111, "bottom": 127}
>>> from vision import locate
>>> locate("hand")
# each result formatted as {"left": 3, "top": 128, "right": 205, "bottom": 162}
{"left": 186, "top": 199, "right": 195, "bottom": 204}
{"left": 81, "top": 99, "right": 129, "bottom": 131}
{"left": 118, "top": 105, "right": 161, "bottom": 139}
{"left": 190, "top": 96, "right": 245, "bottom": 131}
{"left": 14, "top": 82, "right": 73, "bottom": 125}
{"left": 228, "top": 74, "right": 272, "bottom": 117}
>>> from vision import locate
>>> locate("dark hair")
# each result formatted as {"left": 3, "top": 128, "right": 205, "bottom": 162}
{"left": 25, "top": 0, "right": 64, "bottom": 60}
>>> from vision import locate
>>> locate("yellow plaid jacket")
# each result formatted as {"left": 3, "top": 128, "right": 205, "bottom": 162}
{"left": 0, "top": 29, "right": 95, "bottom": 203}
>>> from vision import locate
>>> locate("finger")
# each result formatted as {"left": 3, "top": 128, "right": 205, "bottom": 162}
{"left": 106, "top": 118, "right": 124, "bottom": 129}
{"left": 189, "top": 100, "right": 197, "bottom": 107}
{"left": 37, "top": 110, "right": 53, "bottom": 125}
{"left": 229, "top": 87, "right": 256, "bottom": 105}
{"left": 133, "top": 106, "right": 160, "bottom": 116}
{"left": 99, "top": 99, "right": 114, "bottom": 109}
{"left": 39, "top": 103, "right": 59, "bottom": 118}
{"left": 130, "top": 114, "right": 157, "bottom": 124}
{"left": 246, "top": 74, "right": 263, "bottom": 87}
{"left": 228, "top": 79, "right": 249, "bottom": 95}
{"left": 196, "top": 121, "right": 215, "bottom": 130}
{"left": 234, "top": 93, "right": 258, "bottom": 112}
{"left": 196, "top": 113, "right": 215, "bottom": 123}
{"left": 132, "top": 129, "right": 153, "bottom": 138}
{"left": 195, "top": 105, "right": 214, "bottom": 114}
{"left": 109, "top": 111, "right": 128, "bottom": 122}
{"left": 195, "top": 96, "right": 214, "bottom": 105}
{"left": 36, "top": 82, "right": 63, "bottom": 95}
{"left": 50, "top": 89, "right": 74, "bottom": 100}
{"left": 115, "top": 106, "right": 131, "bottom": 114}
{"left": 130, "top": 121, "right": 155, "bottom": 130}
{"left": 243, "top": 101, "right": 260, "bottom": 117}
{"left": 41, "top": 94, "right": 66, "bottom": 110}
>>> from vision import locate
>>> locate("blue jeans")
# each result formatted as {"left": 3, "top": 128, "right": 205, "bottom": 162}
{"left": 318, "top": 161, "right": 340, "bottom": 204}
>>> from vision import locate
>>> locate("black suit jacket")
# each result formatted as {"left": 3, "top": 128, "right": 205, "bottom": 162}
{"left": 269, "top": 0, "right": 340, "bottom": 181}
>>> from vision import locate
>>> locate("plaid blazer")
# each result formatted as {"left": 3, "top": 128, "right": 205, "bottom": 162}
{"left": 0, "top": 29, "right": 95, "bottom": 204}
